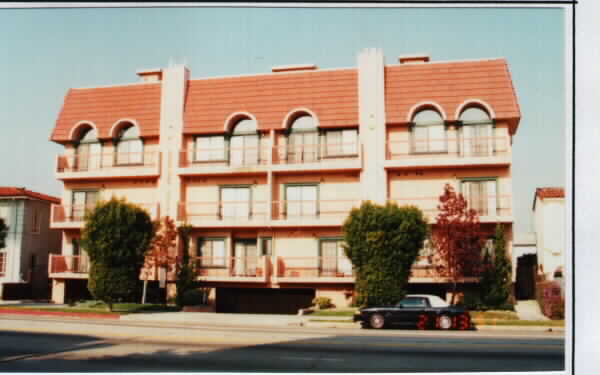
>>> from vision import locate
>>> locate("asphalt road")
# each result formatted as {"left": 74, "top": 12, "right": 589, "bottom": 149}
{"left": 0, "top": 315, "right": 565, "bottom": 372}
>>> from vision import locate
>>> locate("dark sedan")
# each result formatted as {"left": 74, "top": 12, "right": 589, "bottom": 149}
{"left": 353, "top": 294, "right": 471, "bottom": 330}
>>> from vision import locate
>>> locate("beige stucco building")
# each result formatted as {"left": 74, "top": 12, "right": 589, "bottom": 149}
{"left": 48, "top": 48, "right": 521, "bottom": 312}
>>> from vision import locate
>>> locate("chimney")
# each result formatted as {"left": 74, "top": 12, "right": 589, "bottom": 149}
{"left": 398, "top": 54, "right": 430, "bottom": 64}
{"left": 272, "top": 64, "right": 318, "bottom": 73}
{"left": 136, "top": 68, "right": 163, "bottom": 82}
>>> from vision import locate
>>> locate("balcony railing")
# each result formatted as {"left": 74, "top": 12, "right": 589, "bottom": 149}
{"left": 52, "top": 203, "right": 160, "bottom": 224}
{"left": 273, "top": 141, "right": 360, "bottom": 165}
{"left": 272, "top": 199, "right": 361, "bottom": 220}
{"left": 390, "top": 195, "right": 512, "bottom": 218}
{"left": 179, "top": 146, "right": 270, "bottom": 168}
{"left": 386, "top": 136, "right": 509, "bottom": 160}
{"left": 57, "top": 151, "right": 161, "bottom": 173}
{"left": 191, "top": 256, "right": 268, "bottom": 278}
{"left": 49, "top": 254, "right": 90, "bottom": 274}
{"left": 178, "top": 201, "right": 269, "bottom": 222}
{"left": 276, "top": 256, "right": 354, "bottom": 279}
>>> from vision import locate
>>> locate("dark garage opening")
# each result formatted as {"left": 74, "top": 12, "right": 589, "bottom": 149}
{"left": 216, "top": 287, "right": 315, "bottom": 315}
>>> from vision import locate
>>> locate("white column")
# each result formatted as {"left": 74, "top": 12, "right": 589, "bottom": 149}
{"left": 358, "top": 48, "right": 387, "bottom": 204}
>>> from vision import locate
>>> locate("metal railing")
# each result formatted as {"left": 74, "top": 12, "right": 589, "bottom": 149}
{"left": 273, "top": 141, "right": 360, "bottom": 165}
{"left": 191, "top": 256, "right": 267, "bottom": 278}
{"left": 179, "top": 146, "right": 270, "bottom": 168}
{"left": 56, "top": 151, "right": 160, "bottom": 172}
{"left": 276, "top": 256, "right": 354, "bottom": 278}
{"left": 49, "top": 254, "right": 90, "bottom": 274}
{"left": 386, "top": 136, "right": 509, "bottom": 160}
{"left": 178, "top": 201, "right": 269, "bottom": 221}
{"left": 52, "top": 203, "right": 160, "bottom": 223}
{"left": 390, "top": 195, "right": 512, "bottom": 217}
{"left": 272, "top": 199, "right": 361, "bottom": 220}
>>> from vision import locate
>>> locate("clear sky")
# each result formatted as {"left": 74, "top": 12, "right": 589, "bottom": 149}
{"left": 0, "top": 6, "right": 565, "bottom": 234}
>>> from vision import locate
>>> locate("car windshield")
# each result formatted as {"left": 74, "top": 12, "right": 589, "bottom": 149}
{"left": 427, "top": 295, "right": 450, "bottom": 308}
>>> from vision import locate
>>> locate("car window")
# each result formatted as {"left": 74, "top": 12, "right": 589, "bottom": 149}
{"left": 398, "top": 297, "right": 427, "bottom": 308}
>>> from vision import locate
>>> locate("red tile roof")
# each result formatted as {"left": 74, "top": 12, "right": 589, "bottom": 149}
{"left": 536, "top": 187, "right": 565, "bottom": 199}
{"left": 51, "top": 83, "right": 162, "bottom": 144}
{"left": 183, "top": 69, "right": 359, "bottom": 134}
{"left": 385, "top": 58, "right": 521, "bottom": 134}
{"left": 0, "top": 187, "right": 60, "bottom": 204}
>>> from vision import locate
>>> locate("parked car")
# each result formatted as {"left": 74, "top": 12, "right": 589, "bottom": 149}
{"left": 353, "top": 294, "right": 471, "bottom": 330}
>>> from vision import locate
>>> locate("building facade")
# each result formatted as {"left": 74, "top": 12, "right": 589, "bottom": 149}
{"left": 533, "top": 187, "right": 565, "bottom": 282}
{"left": 0, "top": 187, "right": 62, "bottom": 300}
{"left": 48, "top": 49, "right": 521, "bottom": 312}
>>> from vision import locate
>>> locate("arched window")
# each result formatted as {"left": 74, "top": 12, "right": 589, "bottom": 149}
{"left": 459, "top": 107, "right": 493, "bottom": 156}
{"left": 115, "top": 124, "right": 143, "bottom": 165}
{"left": 288, "top": 115, "right": 318, "bottom": 162}
{"left": 230, "top": 118, "right": 260, "bottom": 166}
{"left": 75, "top": 127, "right": 101, "bottom": 171}
{"left": 411, "top": 109, "right": 446, "bottom": 153}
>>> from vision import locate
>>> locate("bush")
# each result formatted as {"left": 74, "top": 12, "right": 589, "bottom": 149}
{"left": 312, "top": 297, "right": 333, "bottom": 310}
{"left": 180, "top": 289, "right": 209, "bottom": 306}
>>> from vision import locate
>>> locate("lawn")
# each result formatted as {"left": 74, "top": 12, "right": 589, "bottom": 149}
{"left": 0, "top": 301, "right": 181, "bottom": 315}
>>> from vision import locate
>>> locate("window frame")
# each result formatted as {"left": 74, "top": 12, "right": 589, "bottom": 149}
{"left": 459, "top": 177, "right": 500, "bottom": 216}
{"left": 114, "top": 126, "right": 145, "bottom": 167}
{"left": 193, "top": 135, "right": 228, "bottom": 163}
{"left": 219, "top": 184, "right": 253, "bottom": 220}
{"left": 318, "top": 237, "right": 352, "bottom": 276}
{"left": 259, "top": 237, "right": 272, "bottom": 256}
{"left": 283, "top": 183, "right": 320, "bottom": 218}
{"left": 75, "top": 128, "right": 102, "bottom": 171}
{"left": 71, "top": 190, "right": 100, "bottom": 221}
{"left": 286, "top": 115, "right": 320, "bottom": 162}
{"left": 409, "top": 109, "right": 448, "bottom": 155}
{"left": 196, "top": 237, "right": 228, "bottom": 268}
{"left": 322, "top": 128, "right": 359, "bottom": 158}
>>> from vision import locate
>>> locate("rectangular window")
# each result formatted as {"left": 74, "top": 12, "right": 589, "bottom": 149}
{"left": 325, "top": 129, "right": 358, "bottom": 157}
{"left": 230, "top": 134, "right": 260, "bottom": 166}
{"left": 116, "top": 140, "right": 144, "bottom": 165}
{"left": 194, "top": 136, "right": 226, "bottom": 162}
{"left": 220, "top": 186, "right": 251, "bottom": 219}
{"left": 72, "top": 191, "right": 99, "bottom": 221}
{"left": 288, "top": 132, "right": 319, "bottom": 163}
{"left": 233, "top": 239, "right": 258, "bottom": 276}
{"left": 0, "top": 252, "right": 6, "bottom": 276}
{"left": 260, "top": 237, "right": 272, "bottom": 256}
{"left": 412, "top": 125, "right": 446, "bottom": 153}
{"left": 197, "top": 238, "right": 226, "bottom": 267}
{"left": 32, "top": 209, "right": 41, "bottom": 234}
{"left": 461, "top": 124, "right": 493, "bottom": 156}
{"left": 320, "top": 238, "right": 352, "bottom": 276}
{"left": 461, "top": 180, "right": 498, "bottom": 216}
{"left": 285, "top": 184, "right": 318, "bottom": 218}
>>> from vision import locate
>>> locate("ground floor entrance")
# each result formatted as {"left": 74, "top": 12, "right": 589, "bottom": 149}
{"left": 216, "top": 287, "right": 315, "bottom": 315}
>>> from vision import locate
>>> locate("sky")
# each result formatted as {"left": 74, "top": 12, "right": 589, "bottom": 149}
{"left": 0, "top": 5, "right": 566, "bottom": 234}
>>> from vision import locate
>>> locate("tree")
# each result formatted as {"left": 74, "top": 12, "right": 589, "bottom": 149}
{"left": 142, "top": 216, "right": 178, "bottom": 304}
{"left": 175, "top": 223, "right": 197, "bottom": 307}
{"left": 81, "top": 198, "right": 155, "bottom": 311}
{"left": 479, "top": 224, "right": 513, "bottom": 308}
{"left": 0, "top": 218, "right": 7, "bottom": 249}
{"left": 432, "top": 184, "right": 486, "bottom": 305}
{"left": 343, "top": 201, "right": 428, "bottom": 307}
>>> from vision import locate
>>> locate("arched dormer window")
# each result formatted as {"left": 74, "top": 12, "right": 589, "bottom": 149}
{"left": 230, "top": 118, "right": 260, "bottom": 166}
{"left": 411, "top": 109, "right": 446, "bottom": 153}
{"left": 75, "top": 126, "right": 101, "bottom": 171}
{"left": 288, "top": 115, "right": 319, "bottom": 162}
{"left": 459, "top": 106, "right": 494, "bottom": 157}
{"left": 115, "top": 123, "right": 143, "bottom": 165}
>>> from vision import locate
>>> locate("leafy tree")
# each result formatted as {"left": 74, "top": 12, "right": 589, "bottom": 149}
{"left": 175, "top": 223, "right": 197, "bottom": 307}
{"left": 479, "top": 224, "right": 513, "bottom": 308}
{"left": 343, "top": 201, "right": 428, "bottom": 307}
{"left": 432, "top": 184, "right": 486, "bottom": 305}
{"left": 81, "top": 198, "right": 154, "bottom": 311}
{"left": 142, "top": 216, "right": 178, "bottom": 304}
{"left": 0, "top": 218, "right": 7, "bottom": 249}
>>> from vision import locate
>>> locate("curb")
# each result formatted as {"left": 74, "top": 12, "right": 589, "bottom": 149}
{"left": 0, "top": 308, "right": 120, "bottom": 320}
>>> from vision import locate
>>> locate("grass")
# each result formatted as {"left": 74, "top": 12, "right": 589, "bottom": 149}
{"left": 0, "top": 301, "right": 181, "bottom": 315}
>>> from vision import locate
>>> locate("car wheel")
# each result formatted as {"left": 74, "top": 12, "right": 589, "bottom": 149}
{"left": 437, "top": 314, "right": 453, "bottom": 330}
{"left": 369, "top": 313, "right": 386, "bottom": 329}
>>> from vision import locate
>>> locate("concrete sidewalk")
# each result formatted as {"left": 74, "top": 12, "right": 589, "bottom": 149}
{"left": 121, "top": 311, "right": 307, "bottom": 327}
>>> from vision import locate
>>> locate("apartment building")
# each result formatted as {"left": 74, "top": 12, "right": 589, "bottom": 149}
{"left": 0, "top": 187, "right": 62, "bottom": 300}
{"left": 48, "top": 48, "right": 520, "bottom": 312}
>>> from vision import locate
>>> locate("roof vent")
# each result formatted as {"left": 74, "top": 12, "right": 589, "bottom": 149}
{"left": 398, "top": 54, "right": 430, "bottom": 64}
{"left": 136, "top": 68, "right": 163, "bottom": 82}
{"left": 272, "top": 64, "right": 318, "bottom": 73}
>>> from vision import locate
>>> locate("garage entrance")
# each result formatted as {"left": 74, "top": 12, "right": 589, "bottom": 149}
{"left": 216, "top": 288, "right": 315, "bottom": 314}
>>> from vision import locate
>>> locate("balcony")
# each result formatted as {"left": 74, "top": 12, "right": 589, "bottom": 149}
{"left": 178, "top": 145, "right": 271, "bottom": 176}
{"left": 191, "top": 256, "right": 270, "bottom": 283}
{"left": 49, "top": 255, "right": 89, "bottom": 279}
{"left": 385, "top": 136, "right": 510, "bottom": 169}
{"left": 271, "top": 141, "right": 362, "bottom": 173}
{"left": 56, "top": 151, "right": 161, "bottom": 180}
{"left": 178, "top": 201, "right": 270, "bottom": 227}
{"left": 390, "top": 195, "right": 512, "bottom": 223}
{"left": 51, "top": 203, "right": 160, "bottom": 229}
{"left": 271, "top": 199, "right": 360, "bottom": 226}
{"left": 275, "top": 256, "right": 355, "bottom": 283}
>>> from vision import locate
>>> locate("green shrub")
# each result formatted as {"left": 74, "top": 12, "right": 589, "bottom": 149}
{"left": 180, "top": 289, "right": 209, "bottom": 306}
{"left": 312, "top": 297, "right": 333, "bottom": 310}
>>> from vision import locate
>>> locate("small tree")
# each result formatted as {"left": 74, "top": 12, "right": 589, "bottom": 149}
{"left": 175, "top": 223, "right": 197, "bottom": 307}
{"left": 479, "top": 224, "right": 512, "bottom": 308}
{"left": 0, "top": 218, "right": 7, "bottom": 249}
{"left": 81, "top": 198, "right": 154, "bottom": 311}
{"left": 343, "top": 201, "right": 428, "bottom": 307}
{"left": 432, "top": 184, "right": 486, "bottom": 305}
{"left": 142, "top": 216, "right": 178, "bottom": 304}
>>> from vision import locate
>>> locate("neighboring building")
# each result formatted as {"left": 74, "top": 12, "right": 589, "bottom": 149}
{"left": 512, "top": 232, "right": 537, "bottom": 300}
{"left": 48, "top": 48, "right": 521, "bottom": 312}
{"left": 533, "top": 187, "right": 565, "bottom": 281}
{"left": 0, "top": 187, "right": 62, "bottom": 300}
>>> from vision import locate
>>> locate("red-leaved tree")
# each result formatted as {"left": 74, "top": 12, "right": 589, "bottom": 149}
{"left": 142, "top": 216, "right": 178, "bottom": 304}
{"left": 432, "top": 184, "right": 486, "bottom": 304}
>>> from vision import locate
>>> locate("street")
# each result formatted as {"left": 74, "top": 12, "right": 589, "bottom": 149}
{"left": 0, "top": 315, "right": 564, "bottom": 372}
